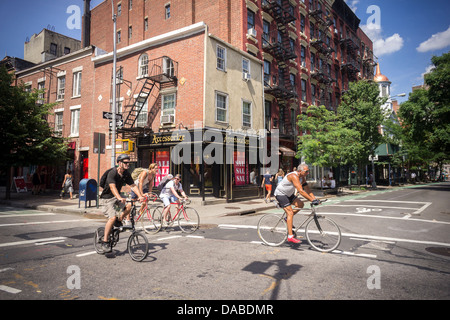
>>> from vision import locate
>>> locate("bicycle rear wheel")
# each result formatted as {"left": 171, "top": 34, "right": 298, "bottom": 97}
{"left": 305, "top": 216, "right": 341, "bottom": 252}
{"left": 178, "top": 207, "right": 200, "bottom": 233}
{"left": 139, "top": 206, "right": 161, "bottom": 234}
{"left": 127, "top": 232, "right": 149, "bottom": 262}
{"left": 257, "top": 213, "right": 287, "bottom": 246}
{"left": 94, "top": 227, "right": 106, "bottom": 254}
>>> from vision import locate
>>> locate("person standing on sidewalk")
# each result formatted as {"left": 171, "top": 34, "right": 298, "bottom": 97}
{"left": 261, "top": 169, "right": 273, "bottom": 203}
{"left": 274, "top": 164, "right": 319, "bottom": 244}
{"left": 61, "top": 169, "right": 74, "bottom": 200}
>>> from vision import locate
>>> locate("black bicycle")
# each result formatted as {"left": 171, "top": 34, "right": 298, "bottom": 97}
{"left": 94, "top": 199, "right": 149, "bottom": 262}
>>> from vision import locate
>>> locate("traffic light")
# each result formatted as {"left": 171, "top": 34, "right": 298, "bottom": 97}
{"left": 116, "top": 139, "right": 134, "bottom": 154}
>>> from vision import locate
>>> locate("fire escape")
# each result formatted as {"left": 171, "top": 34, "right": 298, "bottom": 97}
{"left": 309, "top": 5, "right": 336, "bottom": 110}
{"left": 340, "top": 33, "right": 360, "bottom": 82}
{"left": 262, "top": 0, "right": 297, "bottom": 137}
{"left": 115, "top": 56, "right": 178, "bottom": 140}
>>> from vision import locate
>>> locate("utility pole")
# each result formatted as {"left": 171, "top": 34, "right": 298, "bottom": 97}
{"left": 111, "top": 0, "right": 117, "bottom": 167}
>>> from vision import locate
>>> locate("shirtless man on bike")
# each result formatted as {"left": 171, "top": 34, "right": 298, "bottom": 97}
{"left": 274, "top": 164, "right": 319, "bottom": 244}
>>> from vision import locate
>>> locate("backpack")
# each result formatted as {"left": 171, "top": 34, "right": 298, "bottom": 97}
{"left": 157, "top": 174, "right": 173, "bottom": 191}
{"left": 99, "top": 168, "right": 114, "bottom": 189}
{"left": 131, "top": 167, "right": 146, "bottom": 181}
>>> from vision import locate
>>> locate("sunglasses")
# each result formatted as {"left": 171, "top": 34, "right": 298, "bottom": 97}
{"left": 122, "top": 161, "right": 130, "bottom": 164}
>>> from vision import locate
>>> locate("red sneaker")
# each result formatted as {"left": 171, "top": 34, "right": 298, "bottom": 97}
{"left": 287, "top": 236, "right": 301, "bottom": 244}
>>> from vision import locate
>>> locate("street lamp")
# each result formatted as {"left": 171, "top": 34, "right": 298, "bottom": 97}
{"left": 111, "top": 0, "right": 117, "bottom": 167}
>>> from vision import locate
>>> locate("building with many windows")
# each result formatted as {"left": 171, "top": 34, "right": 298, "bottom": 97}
{"left": 8, "top": 0, "right": 373, "bottom": 201}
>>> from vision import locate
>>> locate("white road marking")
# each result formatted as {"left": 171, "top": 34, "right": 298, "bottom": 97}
{"left": 0, "top": 285, "right": 22, "bottom": 294}
{"left": 76, "top": 251, "right": 97, "bottom": 257}
{"left": 35, "top": 240, "right": 66, "bottom": 246}
{"left": 344, "top": 200, "right": 432, "bottom": 215}
{"left": 0, "top": 213, "right": 55, "bottom": 218}
{"left": 0, "top": 237, "right": 67, "bottom": 248}
{"left": 0, "top": 219, "right": 103, "bottom": 227}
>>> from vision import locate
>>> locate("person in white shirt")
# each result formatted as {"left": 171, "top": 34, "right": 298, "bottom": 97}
{"left": 160, "top": 174, "right": 188, "bottom": 223}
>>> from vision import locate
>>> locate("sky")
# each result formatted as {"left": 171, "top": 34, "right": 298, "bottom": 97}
{"left": 1, "top": 0, "right": 450, "bottom": 103}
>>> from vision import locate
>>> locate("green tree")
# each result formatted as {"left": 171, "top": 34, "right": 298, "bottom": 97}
{"left": 0, "top": 66, "right": 69, "bottom": 199}
{"left": 297, "top": 104, "right": 360, "bottom": 168}
{"left": 398, "top": 52, "right": 450, "bottom": 178}
{"left": 338, "top": 80, "right": 387, "bottom": 165}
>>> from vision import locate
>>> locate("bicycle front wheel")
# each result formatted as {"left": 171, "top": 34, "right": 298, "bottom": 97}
{"left": 127, "top": 232, "right": 149, "bottom": 262}
{"left": 178, "top": 207, "right": 200, "bottom": 233}
{"left": 305, "top": 216, "right": 341, "bottom": 252}
{"left": 94, "top": 227, "right": 106, "bottom": 254}
{"left": 257, "top": 213, "right": 287, "bottom": 246}
{"left": 139, "top": 206, "right": 161, "bottom": 234}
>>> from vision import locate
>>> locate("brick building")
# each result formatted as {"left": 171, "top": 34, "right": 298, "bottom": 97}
{"left": 10, "top": 0, "right": 373, "bottom": 200}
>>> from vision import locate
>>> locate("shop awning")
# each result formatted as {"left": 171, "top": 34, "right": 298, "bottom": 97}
{"left": 279, "top": 146, "right": 296, "bottom": 157}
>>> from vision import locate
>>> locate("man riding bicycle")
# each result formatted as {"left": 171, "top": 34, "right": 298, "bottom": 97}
{"left": 274, "top": 164, "right": 320, "bottom": 244}
{"left": 160, "top": 174, "right": 188, "bottom": 224}
{"left": 100, "top": 154, "right": 146, "bottom": 252}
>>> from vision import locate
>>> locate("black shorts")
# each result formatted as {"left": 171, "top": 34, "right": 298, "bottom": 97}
{"left": 275, "top": 194, "right": 298, "bottom": 208}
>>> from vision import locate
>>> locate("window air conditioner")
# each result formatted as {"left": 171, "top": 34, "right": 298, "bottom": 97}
{"left": 248, "top": 28, "right": 257, "bottom": 38}
{"left": 243, "top": 72, "right": 251, "bottom": 81}
{"left": 161, "top": 114, "right": 175, "bottom": 124}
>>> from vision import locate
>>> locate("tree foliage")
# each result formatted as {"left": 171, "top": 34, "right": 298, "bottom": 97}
{"left": 0, "top": 65, "right": 69, "bottom": 170}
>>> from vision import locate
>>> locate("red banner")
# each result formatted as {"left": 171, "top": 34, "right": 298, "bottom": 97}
{"left": 155, "top": 150, "right": 170, "bottom": 186}
{"left": 234, "top": 151, "right": 247, "bottom": 186}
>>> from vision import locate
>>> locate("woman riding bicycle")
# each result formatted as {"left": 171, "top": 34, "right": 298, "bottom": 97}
{"left": 160, "top": 174, "right": 188, "bottom": 224}
{"left": 131, "top": 163, "right": 158, "bottom": 200}
{"left": 274, "top": 164, "right": 319, "bottom": 244}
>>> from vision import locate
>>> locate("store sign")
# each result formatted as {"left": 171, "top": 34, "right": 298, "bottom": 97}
{"left": 150, "top": 132, "right": 186, "bottom": 145}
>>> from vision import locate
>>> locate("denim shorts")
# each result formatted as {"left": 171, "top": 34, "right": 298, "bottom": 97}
{"left": 161, "top": 195, "right": 179, "bottom": 207}
{"left": 130, "top": 187, "right": 148, "bottom": 199}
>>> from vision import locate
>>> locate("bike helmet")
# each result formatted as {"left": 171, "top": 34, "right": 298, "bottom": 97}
{"left": 116, "top": 154, "right": 130, "bottom": 163}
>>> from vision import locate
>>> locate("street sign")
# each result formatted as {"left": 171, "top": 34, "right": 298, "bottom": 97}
{"left": 93, "top": 132, "right": 105, "bottom": 154}
{"left": 109, "top": 119, "right": 124, "bottom": 128}
{"left": 103, "top": 111, "right": 122, "bottom": 120}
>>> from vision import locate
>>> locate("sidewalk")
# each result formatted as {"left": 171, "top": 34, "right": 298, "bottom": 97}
{"left": 0, "top": 185, "right": 409, "bottom": 224}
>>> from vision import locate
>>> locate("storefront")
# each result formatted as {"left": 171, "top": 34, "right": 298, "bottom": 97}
{"left": 135, "top": 128, "right": 262, "bottom": 202}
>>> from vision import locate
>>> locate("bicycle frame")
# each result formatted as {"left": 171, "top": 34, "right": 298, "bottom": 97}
{"left": 135, "top": 193, "right": 159, "bottom": 221}
{"left": 166, "top": 201, "right": 189, "bottom": 222}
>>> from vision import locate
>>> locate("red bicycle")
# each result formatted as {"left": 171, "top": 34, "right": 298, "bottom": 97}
{"left": 152, "top": 199, "right": 200, "bottom": 233}
{"left": 134, "top": 192, "right": 160, "bottom": 234}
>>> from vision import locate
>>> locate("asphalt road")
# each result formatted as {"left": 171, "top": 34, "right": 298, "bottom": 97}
{"left": 0, "top": 183, "right": 449, "bottom": 303}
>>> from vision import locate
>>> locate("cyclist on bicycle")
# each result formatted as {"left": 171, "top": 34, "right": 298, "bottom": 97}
{"left": 100, "top": 154, "right": 146, "bottom": 252}
{"left": 160, "top": 174, "right": 188, "bottom": 224}
{"left": 274, "top": 164, "right": 319, "bottom": 244}
{"left": 131, "top": 163, "right": 158, "bottom": 200}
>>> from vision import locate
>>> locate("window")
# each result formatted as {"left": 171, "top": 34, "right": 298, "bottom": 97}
{"left": 50, "top": 43, "right": 57, "bottom": 56}
{"left": 161, "top": 93, "right": 176, "bottom": 117}
{"left": 263, "top": 20, "right": 270, "bottom": 44}
{"left": 165, "top": 4, "right": 170, "bottom": 19}
{"left": 37, "top": 81, "right": 45, "bottom": 104}
{"left": 300, "top": 14, "right": 305, "bottom": 33}
{"left": 242, "top": 100, "right": 251, "bottom": 128}
{"left": 117, "top": 3, "right": 122, "bottom": 16}
{"left": 70, "top": 107, "right": 80, "bottom": 136}
{"left": 301, "top": 79, "right": 307, "bottom": 102}
{"left": 301, "top": 45, "right": 306, "bottom": 67}
{"left": 64, "top": 47, "right": 70, "bottom": 55}
{"left": 311, "top": 52, "right": 315, "bottom": 71}
{"left": 290, "top": 73, "right": 296, "bottom": 91}
{"left": 310, "top": 22, "right": 315, "bottom": 39}
{"left": 216, "top": 45, "right": 226, "bottom": 71}
{"left": 55, "top": 112, "right": 63, "bottom": 134}
{"left": 136, "top": 100, "right": 148, "bottom": 127}
{"left": 265, "top": 100, "right": 271, "bottom": 130}
{"left": 117, "top": 30, "right": 121, "bottom": 43}
{"left": 247, "top": 9, "right": 255, "bottom": 31}
{"left": 163, "top": 57, "right": 174, "bottom": 77}
{"left": 128, "top": 26, "right": 132, "bottom": 39}
{"left": 242, "top": 58, "right": 250, "bottom": 79}
{"left": 144, "top": 17, "right": 148, "bottom": 31}
{"left": 264, "top": 60, "right": 270, "bottom": 85}
{"left": 311, "top": 84, "right": 316, "bottom": 105}
{"left": 73, "top": 71, "right": 82, "bottom": 97}
{"left": 57, "top": 76, "right": 65, "bottom": 100}
{"left": 139, "top": 54, "right": 149, "bottom": 76}
{"left": 129, "top": 0, "right": 132, "bottom": 10}
{"left": 215, "top": 91, "right": 228, "bottom": 123}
